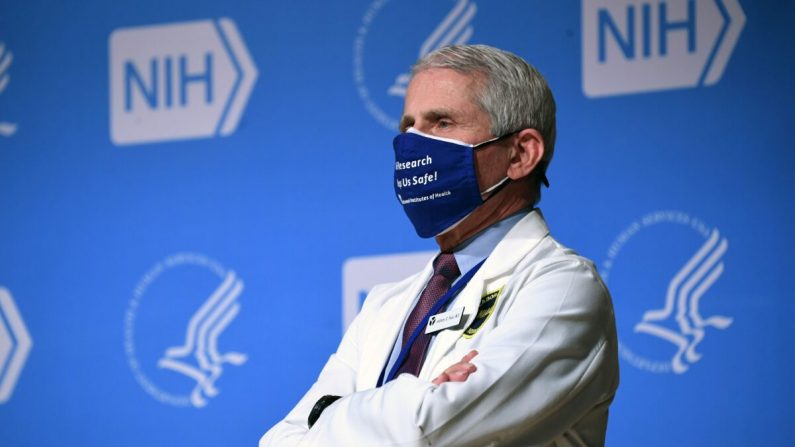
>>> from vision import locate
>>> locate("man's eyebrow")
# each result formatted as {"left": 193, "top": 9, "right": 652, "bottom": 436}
{"left": 423, "top": 108, "right": 456, "bottom": 122}
{"left": 399, "top": 108, "right": 459, "bottom": 132}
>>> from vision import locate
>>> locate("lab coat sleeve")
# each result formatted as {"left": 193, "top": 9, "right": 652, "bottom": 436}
{"left": 295, "top": 257, "right": 618, "bottom": 447}
{"left": 258, "top": 296, "right": 364, "bottom": 447}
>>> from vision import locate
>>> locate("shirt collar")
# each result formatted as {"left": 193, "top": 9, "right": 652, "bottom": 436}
{"left": 451, "top": 209, "right": 530, "bottom": 277}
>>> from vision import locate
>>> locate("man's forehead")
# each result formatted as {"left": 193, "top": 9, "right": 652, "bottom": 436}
{"left": 400, "top": 69, "right": 485, "bottom": 126}
{"left": 407, "top": 68, "right": 484, "bottom": 96}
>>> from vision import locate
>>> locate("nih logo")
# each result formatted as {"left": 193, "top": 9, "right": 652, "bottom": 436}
{"left": 582, "top": 0, "right": 746, "bottom": 97}
{"left": 109, "top": 18, "right": 258, "bottom": 145}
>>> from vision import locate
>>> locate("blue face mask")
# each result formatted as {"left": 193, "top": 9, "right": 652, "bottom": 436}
{"left": 393, "top": 128, "right": 516, "bottom": 238}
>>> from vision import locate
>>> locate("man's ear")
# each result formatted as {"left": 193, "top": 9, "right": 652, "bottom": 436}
{"left": 507, "top": 128, "right": 545, "bottom": 180}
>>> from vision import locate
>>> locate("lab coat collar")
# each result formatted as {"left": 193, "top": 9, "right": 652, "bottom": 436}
{"left": 478, "top": 208, "right": 549, "bottom": 279}
{"left": 451, "top": 210, "right": 528, "bottom": 279}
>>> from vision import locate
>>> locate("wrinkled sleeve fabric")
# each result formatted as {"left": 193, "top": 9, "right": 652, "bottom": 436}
{"left": 275, "top": 257, "right": 617, "bottom": 447}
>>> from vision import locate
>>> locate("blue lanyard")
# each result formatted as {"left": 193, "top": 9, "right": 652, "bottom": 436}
{"left": 378, "top": 258, "right": 487, "bottom": 386}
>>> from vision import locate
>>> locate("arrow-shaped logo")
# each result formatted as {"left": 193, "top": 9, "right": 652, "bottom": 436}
{"left": 0, "top": 287, "right": 33, "bottom": 403}
{"left": 0, "top": 42, "right": 17, "bottom": 137}
{"left": 700, "top": 0, "right": 745, "bottom": 86}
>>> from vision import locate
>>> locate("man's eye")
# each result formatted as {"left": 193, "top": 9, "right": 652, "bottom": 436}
{"left": 438, "top": 120, "right": 452, "bottom": 129}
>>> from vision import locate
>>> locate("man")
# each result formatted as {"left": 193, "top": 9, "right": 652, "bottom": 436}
{"left": 261, "top": 44, "right": 618, "bottom": 447}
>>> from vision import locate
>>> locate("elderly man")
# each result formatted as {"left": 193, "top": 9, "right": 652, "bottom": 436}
{"left": 261, "top": 44, "right": 619, "bottom": 447}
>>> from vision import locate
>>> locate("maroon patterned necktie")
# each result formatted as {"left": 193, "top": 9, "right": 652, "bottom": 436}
{"left": 395, "top": 253, "right": 461, "bottom": 378}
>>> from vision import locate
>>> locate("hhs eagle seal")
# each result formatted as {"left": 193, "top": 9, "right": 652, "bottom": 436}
{"left": 602, "top": 211, "right": 733, "bottom": 374}
{"left": 354, "top": 0, "right": 478, "bottom": 130}
{"left": 124, "top": 253, "right": 248, "bottom": 407}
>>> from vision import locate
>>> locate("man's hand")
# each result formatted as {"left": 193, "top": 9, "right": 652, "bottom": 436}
{"left": 432, "top": 350, "right": 478, "bottom": 385}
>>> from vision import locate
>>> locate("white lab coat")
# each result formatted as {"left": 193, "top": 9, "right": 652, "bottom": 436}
{"left": 261, "top": 211, "right": 619, "bottom": 446}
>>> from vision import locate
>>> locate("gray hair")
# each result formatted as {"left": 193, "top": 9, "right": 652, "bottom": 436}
{"left": 412, "top": 44, "right": 556, "bottom": 189}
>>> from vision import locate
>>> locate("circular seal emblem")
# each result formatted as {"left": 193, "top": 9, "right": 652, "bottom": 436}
{"left": 124, "top": 253, "right": 248, "bottom": 407}
{"left": 601, "top": 211, "right": 733, "bottom": 374}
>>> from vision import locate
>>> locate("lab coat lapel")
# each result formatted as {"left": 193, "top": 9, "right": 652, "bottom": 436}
{"left": 357, "top": 258, "right": 435, "bottom": 389}
{"left": 420, "top": 211, "right": 550, "bottom": 379}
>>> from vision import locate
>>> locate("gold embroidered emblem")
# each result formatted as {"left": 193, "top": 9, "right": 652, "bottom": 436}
{"left": 463, "top": 287, "right": 502, "bottom": 339}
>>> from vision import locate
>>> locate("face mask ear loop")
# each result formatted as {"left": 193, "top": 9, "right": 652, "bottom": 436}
{"left": 472, "top": 131, "right": 517, "bottom": 199}
{"left": 472, "top": 131, "right": 517, "bottom": 150}
{"left": 480, "top": 176, "right": 511, "bottom": 198}
{"left": 475, "top": 131, "right": 551, "bottom": 188}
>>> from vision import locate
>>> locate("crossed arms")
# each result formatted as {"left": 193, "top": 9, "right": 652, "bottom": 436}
{"left": 260, "top": 258, "right": 618, "bottom": 447}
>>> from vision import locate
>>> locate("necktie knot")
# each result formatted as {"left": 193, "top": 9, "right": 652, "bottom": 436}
{"left": 433, "top": 253, "right": 460, "bottom": 282}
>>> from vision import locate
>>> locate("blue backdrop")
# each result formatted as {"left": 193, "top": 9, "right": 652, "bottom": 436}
{"left": 1, "top": 0, "right": 792, "bottom": 445}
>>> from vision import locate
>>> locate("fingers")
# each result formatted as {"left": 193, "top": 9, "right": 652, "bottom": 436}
{"left": 445, "top": 363, "right": 476, "bottom": 381}
{"left": 433, "top": 364, "right": 476, "bottom": 384}
{"left": 432, "top": 372, "right": 450, "bottom": 385}
{"left": 461, "top": 350, "right": 478, "bottom": 363}
{"left": 432, "top": 350, "right": 480, "bottom": 385}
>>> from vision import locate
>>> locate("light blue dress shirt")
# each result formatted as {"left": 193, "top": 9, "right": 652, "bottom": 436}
{"left": 381, "top": 210, "right": 529, "bottom": 382}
